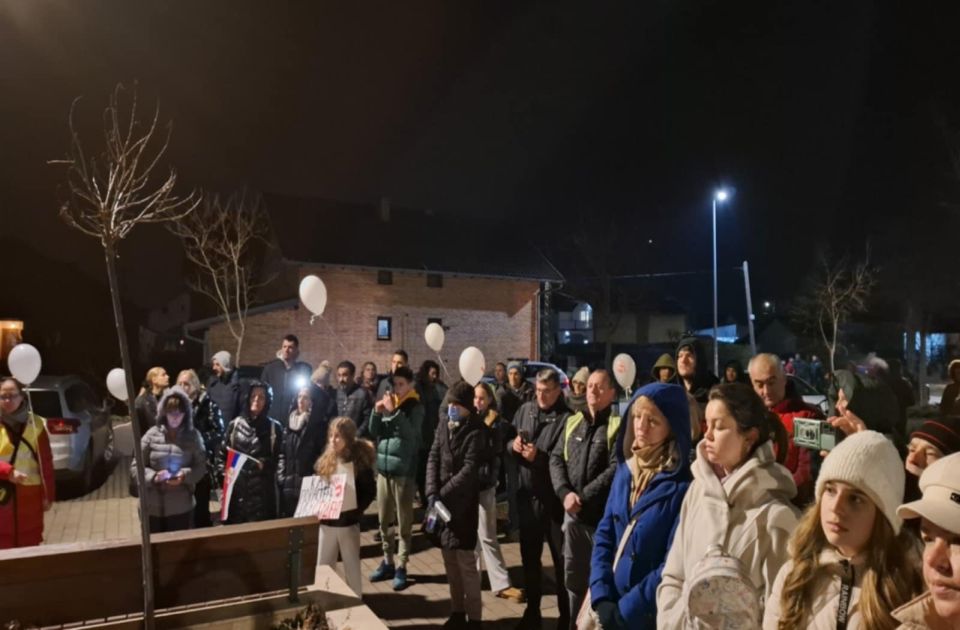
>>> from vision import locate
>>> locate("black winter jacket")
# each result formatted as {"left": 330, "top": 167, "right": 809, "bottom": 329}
{"left": 509, "top": 397, "right": 570, "bottom": 519}
{"left": 276, "top": 410, "right": 328, "bottom": 517}
{"left": 260, "top": 359, "right": 313, "bottom": 422}
{"left": 134, "top": 391, "right": 159, "bottom": 436}
{"left": 318, "top": 443, "right": 378, "bottom": 527}
{"left": 222, "top": 385, "right": 283, "bottom": 524}
{"left": 549, "top": 405, "right": 619, "bottom": 527}
{"left": 478, "top": 410, "right": 507, "bottom": 491}
{"left": 426, "top": 415, "right": 484, "bottom": 550}
{"left": 192, "top": 393, "right": 225, "bottom": 487}
{"left": 207, "top": 370, "right": 242, "bottom": 426}
{"left": 497, "top": 381, "right": 534, "bottom": 423}
{"left": 337, "top": 383, "right": 373, "bottom": 435}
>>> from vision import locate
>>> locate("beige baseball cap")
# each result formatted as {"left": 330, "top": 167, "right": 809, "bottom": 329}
{"left": 897, "top": 451, "right": 960, "bottom": 534}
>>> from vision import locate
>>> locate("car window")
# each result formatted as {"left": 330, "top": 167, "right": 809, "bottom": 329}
{"left": 65, "top": 383, "right": 95, "bottom": 414}
{"left": 28, "top": 390, "right": 63, "bottom": 417}
{"left": 791, "top": 377, "right": 816, "bottom": 396}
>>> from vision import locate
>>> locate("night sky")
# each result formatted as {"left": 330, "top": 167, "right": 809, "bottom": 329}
{"left": 2, "top": 1, "right": 959, "bottom": 316}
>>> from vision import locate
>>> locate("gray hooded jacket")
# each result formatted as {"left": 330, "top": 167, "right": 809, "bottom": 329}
{"left": 133, "top": 387, "right": 207, "bottom": 518}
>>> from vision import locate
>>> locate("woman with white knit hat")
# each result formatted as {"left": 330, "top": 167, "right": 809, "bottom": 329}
{"left": 764, "top": 431, "right": 924, "bottom": 629}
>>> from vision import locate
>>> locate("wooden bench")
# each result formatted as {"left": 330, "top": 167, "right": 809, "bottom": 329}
{"left": 0, "top": 517, "right": 377, "bottom": 628}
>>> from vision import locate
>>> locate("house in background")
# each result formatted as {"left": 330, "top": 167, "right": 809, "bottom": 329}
{"left": 185, "top": 196, "right": 562, "bottom": 379}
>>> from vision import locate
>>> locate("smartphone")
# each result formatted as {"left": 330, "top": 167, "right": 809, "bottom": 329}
{"left": 519, "top": 429, "right": 531, "bottom": 445}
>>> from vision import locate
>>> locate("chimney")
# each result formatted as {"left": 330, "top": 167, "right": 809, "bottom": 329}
{"left": 379, "top": 196, "right": 391, "bottom": 223}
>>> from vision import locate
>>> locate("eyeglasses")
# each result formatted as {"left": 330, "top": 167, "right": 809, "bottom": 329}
{"left": 0, "top": 394, "right": 22, "bottom": 401}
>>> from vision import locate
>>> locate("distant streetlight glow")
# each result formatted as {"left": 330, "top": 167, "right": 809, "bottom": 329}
{"left": 715, "top": 189, "right": 729, "bottom": 202}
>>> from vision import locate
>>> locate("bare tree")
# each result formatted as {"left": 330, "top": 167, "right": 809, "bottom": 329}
{"left": 167, "top": 189, "right": 272, "bottom": 364}
{"left": 793, "top": 247, "right": 876, "bottom": 373}
{"left": 50, "top": 83, "right": 199, "bottom": 629}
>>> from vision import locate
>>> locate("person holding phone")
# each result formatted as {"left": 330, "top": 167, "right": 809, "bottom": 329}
{"left": 137, "top": 387, "right": 207, "bottom": 533}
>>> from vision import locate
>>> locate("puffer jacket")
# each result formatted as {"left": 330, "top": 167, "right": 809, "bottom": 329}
{"left": 192, "top": 393, "right": 225, "bottom": 487}
{"left": 337, "top": 382, "right": 373, "bottom": 435}
{"left": 510, "top": 396, "right": 570, "bottom": 520}
{"left": 656, "top": 439, "right": 800, "bottom": 629}
{"left": 368, "top": 391, "right": 424, "bottom": 478}
{"left": 550, "top": 404, "right": 621, "bottom": 527}
{"left": 207, "top": 369, "right": 241, "bottom": 427}
{"left": 136, "top": 388, "right": 207, "bottom": 518}
{"left": 893, "top": 592, "right": 951, "bottom": 629}
{"left": 221, "top": 381, "right": 284, "bottom": 523}
{"left": 763, "top": 549, "right": 867, "bottom": 630}
{"left": 590, "top": 383, "right": 692, "bottom": 628}
{"left": 426, "top": 414, "right": 484, "bottom": 550}
{"left": 277, "top": 408, "right": 328, "bottom": 517}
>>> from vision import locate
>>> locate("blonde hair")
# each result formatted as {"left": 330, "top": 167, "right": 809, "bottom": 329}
{"left": 777, "top": 495, "right": 923, "bottom": 630}
{"left": 314, "top": 417, "right": 375, "bottom": 478}
{"left": 145, "top": 366, "right": 166, "bottom": 388}
{"left": 176, "top": 369, "right": 200, "bottom": 392}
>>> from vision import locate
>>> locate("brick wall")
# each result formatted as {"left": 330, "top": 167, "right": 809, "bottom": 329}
{"left": 207, "top": 266, "right": 541, "bottom": 379}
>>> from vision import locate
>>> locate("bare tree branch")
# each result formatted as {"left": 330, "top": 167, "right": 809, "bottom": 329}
{"left": 167, "top": 188, "right": 274, "bottom": 364}
{"left": 50, "top": 83, "right": 200, "bottom": 248}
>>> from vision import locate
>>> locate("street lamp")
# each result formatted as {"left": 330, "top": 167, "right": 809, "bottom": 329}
{"left": 712, "top": 187, "right": 731, "bottom": 376}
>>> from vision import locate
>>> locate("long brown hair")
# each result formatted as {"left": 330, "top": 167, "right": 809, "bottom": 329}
{"left": 777, "top": 497, "right": 923, "bottom": 630}
{"left": 314, "top": 417, "right": 375, "bottom": 478}
{"left": 707, "top": 383, "right": 789, "bottom": 462}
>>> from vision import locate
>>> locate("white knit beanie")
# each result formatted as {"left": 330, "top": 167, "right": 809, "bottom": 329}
{"left": 815, "top": 430, "right": 905, "bottom": 534}
{"left": 212, "top": 350, "right": 233, "bottom": 372}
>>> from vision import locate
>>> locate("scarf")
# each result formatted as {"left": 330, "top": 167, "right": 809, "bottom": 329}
{"left": 1, "top": 403, "right": 29, "bottom": 426}
{"left": 288, "top": 410, "right": 309, "bottom": 432}
{"left": 628, "top": 441, "right": 672, "bottom": 507}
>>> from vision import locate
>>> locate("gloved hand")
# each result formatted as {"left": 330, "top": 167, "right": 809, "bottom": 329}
{"left": 595, "top": 600, "right": 623, "bottom": 629}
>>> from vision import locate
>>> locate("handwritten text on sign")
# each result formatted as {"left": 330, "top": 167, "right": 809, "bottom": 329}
{"left": 294, "top": 474, "right": 347, "bottom": 520}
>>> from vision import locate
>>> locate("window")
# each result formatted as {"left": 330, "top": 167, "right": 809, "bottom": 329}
{"left": 377, "top": 316, "right": 392, "bottom": 341}
{"left": 377, "top": 270, "right": 393, "bottom": 285}
{"left": 427, "top": 317, "right": 442, "bottom": 326}
{"left": 426, "top": 273, "right": 443, "bottom": 288}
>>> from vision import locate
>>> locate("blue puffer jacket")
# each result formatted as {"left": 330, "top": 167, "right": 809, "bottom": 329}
{"left": 589, "top": 383, "right": 692, "bottom": 629}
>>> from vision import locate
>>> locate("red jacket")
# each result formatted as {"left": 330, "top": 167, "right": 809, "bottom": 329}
{"left": 771, "top": 393, "right": 822, "bottom": 499}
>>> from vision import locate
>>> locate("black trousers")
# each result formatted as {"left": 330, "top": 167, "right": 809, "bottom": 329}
{"left": 149, "top": 511, "right": 192, "bottom": 534}
{"left": 193, "top": 476, "right": 213, "bottom": 527}
{"left": 517, "top": 488, "right": 570, "bottom": 624}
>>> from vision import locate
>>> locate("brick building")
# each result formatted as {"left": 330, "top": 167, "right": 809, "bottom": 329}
{"left": 187, "top": 196, "right": 562, "bottom": 379}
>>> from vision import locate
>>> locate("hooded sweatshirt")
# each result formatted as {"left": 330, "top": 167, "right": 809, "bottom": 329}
{"left": 136, "top": 388, "right": 207, "bottom": 518}
{"left": 590, "top": 383, "right": 692, "bottom": 628}
{"left": 650, "top": 354, "right": 677, "bottom": 382}
{"left": 674, "top": 337, "right": 719, "bottom": 404}
{"left": 656, "top": 439, "right": 800, "bottom": 629}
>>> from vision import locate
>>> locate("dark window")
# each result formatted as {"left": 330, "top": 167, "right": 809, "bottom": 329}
{"left": 427, "top": 317, "right": 442, "bottom": 326}
{"left": 377, "top": 270, "right": 393, "bottom": 285}
{"left": 426, "top": 273, "right": 443, "bottom": 288}
{"left": 28, "top": 390, "right": 63, "bottom": 417}
{"left": 65, "top": 383, "right": 95, "bottom": 414}
{"left": 377, "top": 317, "right": 392, "bottom": 341}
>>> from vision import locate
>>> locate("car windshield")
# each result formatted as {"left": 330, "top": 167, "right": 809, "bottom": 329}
{"left": 27, "top": 390, "right": 63, "bottom": 417}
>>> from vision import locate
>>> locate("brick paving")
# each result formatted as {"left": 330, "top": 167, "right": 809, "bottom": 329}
{"left": 42, "top": 459, "right": 565, "bottom": 628}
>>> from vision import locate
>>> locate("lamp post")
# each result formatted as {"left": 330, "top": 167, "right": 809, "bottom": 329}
{"left": 712, "top": 188, "right": 730, "bottom": 376}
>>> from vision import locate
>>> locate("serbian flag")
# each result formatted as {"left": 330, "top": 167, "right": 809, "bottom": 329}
{"left": 221, "top": 447, "right": 250, "bottom": 522}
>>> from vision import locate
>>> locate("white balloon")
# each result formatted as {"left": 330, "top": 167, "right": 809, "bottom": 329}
{"left": 8, "top": 343, "right": 41, "bottom": 385}
{"left": 106, "top": 368, "right": 128, "bottom": 401}
{"left": 299, "top": 275, "right": 328, "bottom": 316}
{"left": 612, "top": 353, "right": 637, "bottom": 391}
{"left": 424, "top": 323, "right": 445, "bottom": 352}
{"left": 458, "top": 346, "right": 486, "bottom": 386}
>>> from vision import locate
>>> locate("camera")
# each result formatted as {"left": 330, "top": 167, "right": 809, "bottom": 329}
{"left": 793, "top": 418, "right": 839, "bottom": 451}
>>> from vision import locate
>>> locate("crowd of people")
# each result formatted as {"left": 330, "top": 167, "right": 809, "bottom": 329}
{"left": 1, "top": 331, "right": 959, "bottom": 629}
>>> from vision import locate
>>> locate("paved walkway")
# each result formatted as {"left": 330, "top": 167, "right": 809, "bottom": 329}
{"left": 42, "top": 459, "right": 564, "bottom": 628}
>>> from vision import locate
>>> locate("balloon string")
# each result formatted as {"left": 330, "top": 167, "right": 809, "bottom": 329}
{"left": 309, "top": 314, "right": 317, "bottom": 326}
{"left": 319, "top": 315, "right": 349, "bottom": 354}
{"left": 436, "top": 353, "right": 451, "bottom": 380}
{"left": 24, "top": 389, "right": 35, "bottom": 417}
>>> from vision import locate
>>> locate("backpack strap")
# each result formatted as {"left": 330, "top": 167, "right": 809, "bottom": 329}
{"left": 612, "top": 509, "right": 642, "bottom": 571}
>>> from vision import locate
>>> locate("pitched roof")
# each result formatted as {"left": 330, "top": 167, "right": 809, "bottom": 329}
{"left": 264, "top": 194, "right": 563, "bottom": 282}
